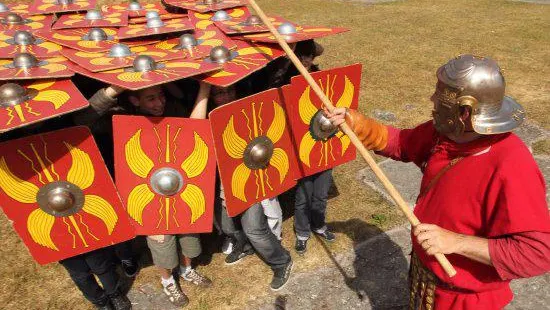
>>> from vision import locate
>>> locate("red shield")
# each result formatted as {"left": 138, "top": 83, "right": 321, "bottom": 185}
{"left": 68, "top": 58, "right": 221, "bottom": 91}
{"left": 154, "top": 29, "right": 236, "bottom": 60}
{"left": 61, "top": 44, "right": 187, "bottom": 72}
{"left": 200, "top": 40, "right": 285, "bottom": 87}
{"left": 0, "top": 79, "right": 89, "bottom": 133}
{"left": 52, "top": 11, "right": 129, "bottom": 30}
{"left": 35, "top": 27, "right": 159, "bottom": 53}
{"left": 188, "top": 7, "right": 246, "bottom": 30}
{"left": 129, "top": 13, "right": 186, "bottom": 25}
{"left": 113, "top": 116, "right": 216, "bottom": 235}
{"left": 0, "top": 56, "right": 74, "bottom": 80}
{"left": 0, "top": 126, "right": 136, "bottom": 265}
{"left": 28, "top": 0, "right": 96, "bottom": 15}
{"left": 241, "top": 25, "right": 349, "bottom": 44}
{"left": 103, "top": 2, "right": 168, "bottom": 18}
{"left": 0, "top": 31, "right": 62, "bottom": 58}
{"left": 117, "top": 18, "right": 194, "bottom": 40}
{"left": 283, "top": 64, "right": 362, "bottom": 178}
{"left": 0, "top": 4, "right": 30, "bottom": 17}
{"left": 212, "top": 6, "right": 287, "bottom": 35}
{"left": 0, "top": 14, "right": 53, "bottom": 32}
{"left": 164, "top": 0, "right": 248, "bottom": 13}
{"left": 209, "top": 88, "right": 299, "bottom": 216}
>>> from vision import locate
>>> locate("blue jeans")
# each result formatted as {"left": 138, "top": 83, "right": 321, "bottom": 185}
{"left": 294, "top": 169, "right": 333, "bottom": 240}
{"left": 216, "top": 187, "right": 290, "bottom": 270}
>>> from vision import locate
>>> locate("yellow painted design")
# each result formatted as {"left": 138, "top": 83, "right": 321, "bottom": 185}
{"left": 336, "top": 76, "right": 354, "bottom": 108}
{"left": 27, "top": 209, "right": 58, "bottom": 251}
{"left": 222, "top": 116, "right": 247, "bottom": 159}
{"left": 82, "top": 195, "right": 118, "bottom": 234}
{"left": 336, "top": 131, "right": 351, "bottom": 155}
{"left": 105, "top": 18, "right": 121, "bottom": 24}
{"left": 42, "top": 63, "right": 67, "bottom": 73}
{"left": 230, "top": 9, "right": 245, "bottom": 17}
{"left": 90, "top": 57, "right": 114, "bottom": 66}
{"left": 75, "top": 51, "right": 104, "bottom": 58}
{"left": 117, "top": 71, "right": 149, "bottom": 82}
{"left": 77, "top": 41, "right": 101, "bottom": 49}
{"left": 154, "top": 41, "right": 177, "bottom": 50}
{"left": 299, "top": 131, "right": 316, "bottom": 167}
{"left": 39, "top": 42, "right": 62, "bottom": 53}
{"left": 198, "top": 31, "right": 216, "bottom": 40}
{"left": 64, "top": 142, "right": 94, "bottom": 190}
{"left": 298, "top": 86, "right": 317, "bottom": 125}
{"left": 33, "top": 90, "right": 69, "bottom": 109}
{"left": 53, "top": 33, "right": 82, "bottom": 41}
{"left": 181, "top": 132, "right": 208, "bottom": 178}
{"left": 126, "top": 183, "right": 154, "bottom": 225}
{"left": 195, "top": 20, "right": 212, "bottom": 29}
{"left": 180, "top": 184, "right": 205, "bottom": 223}
{"left": 164, "top": 62, "right": 201, "bottom": 69}
{"left": 237, "top": 46, "right": 273, "bottom": 56}
{"left": 201, "top": 39, "right": 223, "bottom": 47}
{"left": 269, "top": 148, "right": 289, "bottom": 184}
{"left": 210, "top": 70, "right": 236, "bottom": 78}
{"left": 303, "top": 28, "right": 333, "bottom": 33}
{"left": 266, "top": 101, "right": 286, "bottom": 144}
{"left": 28, "top": 80, "right": 55, "bottom": 90}
{"left": 125, "top": 129, "right": 154, "bottom": 178}
{"left": 231, "top": 163, "right": 250, "bottom": 202}
{"left": 0, "top": 157, "right": 39, "bottom": 203}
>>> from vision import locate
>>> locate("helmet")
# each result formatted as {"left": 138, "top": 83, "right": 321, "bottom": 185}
{"left": 432, "top": 54, "right": 524, "bottom": 135}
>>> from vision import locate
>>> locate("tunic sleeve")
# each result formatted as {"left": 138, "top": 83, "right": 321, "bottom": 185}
{"left": 489, "top": 231, "right": 550, "bottom": 280}
{"left": 377, "top": 121, "right": 437, "bottom": 168}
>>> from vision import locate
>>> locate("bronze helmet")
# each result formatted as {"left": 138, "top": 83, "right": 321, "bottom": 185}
{"left": 432, "top": 54, "right": 524, "bottom": 135}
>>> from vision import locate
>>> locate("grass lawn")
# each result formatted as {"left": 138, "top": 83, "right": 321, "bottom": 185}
{"left": 1, "top": 0, "right": 549, "bottom": 309}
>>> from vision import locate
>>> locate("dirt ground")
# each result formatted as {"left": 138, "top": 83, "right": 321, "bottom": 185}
{"left": 0, "top": 0, "right": 549, "bottom": 309}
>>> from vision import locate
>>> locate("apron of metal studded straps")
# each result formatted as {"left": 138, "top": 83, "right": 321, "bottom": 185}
{"left": 409, "top": 253, "right": 438, "bottom": 310}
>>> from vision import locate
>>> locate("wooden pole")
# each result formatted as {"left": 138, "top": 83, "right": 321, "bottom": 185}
{"left": 247, "top": 0, "right": 457, "bottom": 277}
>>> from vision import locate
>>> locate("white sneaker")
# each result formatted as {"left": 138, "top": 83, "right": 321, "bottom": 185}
{"left": 163, "top": 283, "right": 189, "bottom": 307}
{"left": 222, "top": 236, "right": 234, "bottom": 255}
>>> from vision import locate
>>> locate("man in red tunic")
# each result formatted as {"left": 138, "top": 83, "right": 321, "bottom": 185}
{"left": 327, "top": 54, "right": 550, "bottom": 309}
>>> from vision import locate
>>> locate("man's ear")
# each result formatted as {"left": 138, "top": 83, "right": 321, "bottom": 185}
{"left": 128, "top": 95, "right": 140, "bottom": 107}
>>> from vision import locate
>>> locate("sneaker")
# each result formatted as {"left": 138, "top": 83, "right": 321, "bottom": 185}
{"left": 181, "top": 268, "right": 213, "bottom": 287}
{"left": 225, "top": 247, "right": 254, "bottom": 265}
{"left": 294, "top": 239, "right": 308, "bottom": 254}
{"left": 222, "top": 236, "right": 234, "bottom": 255}
{"left": 163, "top": 283, "right": 189, "bottom": 308}
{"left": 121, "top": 259, "right": 139, "bottom": 278}
{"left": 109, "top": 294, "right": 132, "bottom": 310}
{"left": 315, "top": 230, "right": 336, "bottom": 242}
{"left": 270, "top": 260, "right": 293, "bottom": 291}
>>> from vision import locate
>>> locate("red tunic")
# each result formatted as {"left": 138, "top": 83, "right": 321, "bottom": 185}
{"left": 379, "top": 121, "right": 550, "bottom": 309}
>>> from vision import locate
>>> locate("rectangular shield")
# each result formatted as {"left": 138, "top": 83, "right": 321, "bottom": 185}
{"left": 0, "top": 79, "right": 89, "bottom": 133}
{"left": 209, "top": 88, "right": 299, "bottom": 216}
{"left": 116, "top": 18, "right": 193, "bottom": 40}
{"left": 129, "top": 13, "right": 186, "bottom": 25}
{"left": 240, "top": 25, "right": 349, "bottom": 44}
{"left": 52, "top": 11, "right": 129, "bottom": 30}
{"left": 163, "top": 0, "right": 248, "bottom": 13}
{"left": 0, "top": 126, "right": 136, "bottom": 265}
{"left": 0, "top": 31, "right": 62, "bottom": 58}
{"left": 199, "top": 40, "right": 285, "bottom": 87}
{"left": 28, "top": 0, "right": 96, "bottom": 15}
{"left": 113, "top": 115, "right": 216, "bottom": 235}
{"left": 153, "top": 29, "right": 236, "bottom": 60}
{"left": 282, "top": 64, "right": 362, "bottom": 178}
{"left": 0, "top": 14, "right": 53, "bottom": 32}
{"left": 106, "top": 2, "right": 168, "bottom": 18}
{"left": 0, "top": 56, "right": 74, "bottom": 80}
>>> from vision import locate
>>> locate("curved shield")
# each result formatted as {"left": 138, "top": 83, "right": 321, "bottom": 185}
{"left": 29, "top": 0, "right": 96, "bottom": 15}
{"left": 0, "top": 14, "right": 53, "bottom": 32}
{"left": 241, "top": 25, "right": 349, "bottom": 44}
{"left": 209, "top": 88, "right": 299, "bottom": 216}
{"left": 61, "top": 44, "right": 187, "bottom": 72}
{"left": 0, "top": 4, "right": 30, "bottom": 17}
{"left": 52, "top": 11, "right": 128, "bottom": 30}
{"left": 200, "top": 40, "right": 285, "bottom": 87}
{"left": 283, "top": 64, "right": 362, "bottom": 177}
{"left": 129, "top": 13, "right": 186, "bottom": 25}
{"left": 68, "top": 58, "right": 221, "bottom": 91}
{"left": 0, "top": 126, "right": 135, "bottom": 265}
{"left": 35, "top": 27, "right": 158, "bottom": 53}
{"left": 212, "top": 6, "right": 287, "bottom": 35}
{"left": 188, "top": 7, "right": 246, "bottom": 30}
{"left": 154, "top": 29, "right": 236, "bottom": 60}
{"left": 0, "top": 79, "right": 88, "bottom": 133}
{"left": 113, "top": 115, "right": 216, "bottom": 235}
{"left": 0, "top": 31, "right": 61, "bottom": 58}
{"left": 0, "top": 55, "right": 74, "bottom": 80}
{"left": 163, "top": 0, "right": 248, "bottom": 13}
{"left": 117, "top": 18, "right": 193, "bottom": 40}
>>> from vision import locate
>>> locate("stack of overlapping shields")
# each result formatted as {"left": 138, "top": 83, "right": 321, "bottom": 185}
{"left": 0, "top": 0, "right": 358, "bottom": 264}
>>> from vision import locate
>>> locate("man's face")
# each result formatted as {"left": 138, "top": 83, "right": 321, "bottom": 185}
{"left": 211, "top": 86, "right": 236, "bottom": 107}
{"left": 130, "top": 85, "right": 166, "bottom": 116}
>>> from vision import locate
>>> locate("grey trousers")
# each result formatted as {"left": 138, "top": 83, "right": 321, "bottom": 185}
{"left": 294, "top": 169, "right": 333, "bottom": 240}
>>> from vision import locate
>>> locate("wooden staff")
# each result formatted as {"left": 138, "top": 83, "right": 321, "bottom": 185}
{"left": 247, "top": 0, "right": 457, "bottom": 277}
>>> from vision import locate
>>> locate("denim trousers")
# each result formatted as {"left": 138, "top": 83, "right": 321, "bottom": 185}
{"left": 294, "top": 169, "right": 333, "bottom": 239}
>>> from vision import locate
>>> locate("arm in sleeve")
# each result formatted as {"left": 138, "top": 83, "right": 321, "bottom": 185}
{"left": 73, "top": 88, "right": 119, "bottom": 127}
{"left": 489, "top": 231, "right": 550, "bottom": 280}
